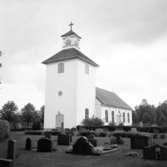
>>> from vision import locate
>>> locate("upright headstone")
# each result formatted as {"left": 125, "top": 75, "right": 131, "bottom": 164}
{"left": 6, "top": 139, "right": 16, "bottom": 160}
{"left": 73, "top": 136, "right": 93, "bottom": 155}
{"left": 37, "top": 138, "right": 52, "bottom": 152}
{"left": 25, "top": 137, "right": 31, "bottom": 150}
{"left": 57, "top": 134, "right": 71, "bottom": 145}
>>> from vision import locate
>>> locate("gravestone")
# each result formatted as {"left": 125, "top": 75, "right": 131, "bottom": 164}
{"left": 143, "top": 144, "right": 167, "bottom": 160}
{"left": 72, "top": 136, "right": 93, "bottom": 155}
{"left": 6, "top": 139, "right": 16, "bottom": 160}
{"left": 131, "top": 134, "right": 152, "bottom": 149}
{"left": 87, "top": 134, "right": 97, "bottom": 146}
{"left": 37, "top": 138, "right": 52, "bottom": 152}
{"left": 25, "top": 137, "right": 31, "bottom": 150}
{"left": 57, "top": 134, "right": 72, "bottom": 145}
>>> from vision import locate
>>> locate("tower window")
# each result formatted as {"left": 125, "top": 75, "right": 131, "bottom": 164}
{"left": 85, "top": 108, "right": 89, "bottom": 119}
{"left": 58, "top": 63, "right": 64, "bottom": 73}
{"left": 105, "top": 110, "right": 108, "bottom": 122}
{"left": 85, "top": 63, "right": 89, "bottom": 74}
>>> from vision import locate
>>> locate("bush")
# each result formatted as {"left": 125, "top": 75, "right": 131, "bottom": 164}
{"left": 82, "top": 118, "right": 104, "bottom": 127}
{"left": 0, "top": 119, "right": 10, "bottom": 140}
{"left": 153, "top": 134, "right": 158, "bottom": 139}
{"left": 99, "top": 132, "right": 107, "bottom": 137}
{"left": 25, "top": 130, "right": 43, "bottom": 135}
{"left": 32, "top": 121, "right": 41, "bottom": 130}
{"left": 160, "top": 134, "right": 165, "bottom": 139}
{"left": 110, "top": 136, "right": 117, "bottom": 144}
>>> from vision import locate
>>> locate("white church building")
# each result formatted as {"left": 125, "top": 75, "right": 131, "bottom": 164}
{"left": 43, "top": 24, "right": 132, "bottom": 129}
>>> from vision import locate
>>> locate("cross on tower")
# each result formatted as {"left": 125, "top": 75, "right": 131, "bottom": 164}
{"left": 69, "top": 22, "right": 74, "bottom": 30}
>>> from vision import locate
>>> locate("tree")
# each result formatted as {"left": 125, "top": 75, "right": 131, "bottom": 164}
{"left": 156, "top": 102, "right": 167, "bottom": 126}
{"left": 134, "top": 99, "right": 156, "bottom": 125}
{"left": 0, "top": 101, "right": 18, "bottom": 128}
{"left": 39, "top": 105, "right": 44, "bottom": 124}
{"left": 82, "top": 117, "right": 104, "bottom": 127}
{"left": 21, "top": 103, "right": 35, "bottom": 128}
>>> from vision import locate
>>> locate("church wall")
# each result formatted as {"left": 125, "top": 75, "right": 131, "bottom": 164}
{"left": 76, "top": 60, "right": 96, "bottom": 125}
{"left": 94, "top": 99, "right": 102, "bottom": 118}
{"left": 100, "top": 105, "right": 132, "bottom": 126}
{"left": 44, "top": 60, "right": 78, "bottom": 129}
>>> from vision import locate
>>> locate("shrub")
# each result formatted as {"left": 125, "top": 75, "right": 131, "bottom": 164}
{"left": 160, "top": 134, "right": 165, "bottom": 139}
{"left": 0, "top": 119, "right": 10, "bottom": 140}
{"left": 153, "top": 134, "right": 158, "bottom": 139}
{"left": 110, "top": 136, "right": 117, "bottom": 144}
{"left": 32, "top": 121, "right": 41, "bottom": 130}
{"left": 82, "top": 118, "right": 104, "bottom": 127}
{"left": 99, "top": 132, "right": 107, "bottom": 137}
{"left": 25, "top": 130, "right": 43, "bottom": 135}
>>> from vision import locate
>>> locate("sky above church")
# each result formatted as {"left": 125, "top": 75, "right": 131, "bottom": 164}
{"left": 1, "top": 0, "right": 167, "bottom": 110}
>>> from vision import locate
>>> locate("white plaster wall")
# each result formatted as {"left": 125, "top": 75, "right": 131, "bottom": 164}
{"left": 44, "top": 60, "right": 78, "bottom": 129}
{"left": 100, "top": 105, "right": 132, "bottom": 126}
{"left": 76, "top": 60, "right": 96, "bottom": 125}
{"left": 95, "top": 99, "right": 102, "bottom": 118}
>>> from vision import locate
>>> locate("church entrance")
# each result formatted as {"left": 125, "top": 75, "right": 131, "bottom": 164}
{"left": 56, "top": 112, "right": 64, "bottom": 129}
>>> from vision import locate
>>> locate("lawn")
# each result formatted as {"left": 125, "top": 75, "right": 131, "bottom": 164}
{"left": 0, "top": 132, "right": 167, "bottom": 167}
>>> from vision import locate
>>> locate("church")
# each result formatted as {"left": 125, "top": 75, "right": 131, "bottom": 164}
{"left": 43, "top": 23, "right": 132, "bottom": 129}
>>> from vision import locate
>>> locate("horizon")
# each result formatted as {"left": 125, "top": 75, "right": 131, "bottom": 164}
{"left": 1, "top": 0, "right": 167, "bottom": 109}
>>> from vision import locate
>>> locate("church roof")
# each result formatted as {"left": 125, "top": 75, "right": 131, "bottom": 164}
{"left": 42, "top": 48, "right": 99, "bottom": 67}
{"left": 61, "top": 30, "right": 81, "bottom": 39}
{"left": 96, "top": 87, "right": 132, "bottom": 110}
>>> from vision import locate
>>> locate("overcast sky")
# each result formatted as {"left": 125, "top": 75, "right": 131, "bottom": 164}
{"left": 1, "top": 0, "right": 167, "bottom": 110}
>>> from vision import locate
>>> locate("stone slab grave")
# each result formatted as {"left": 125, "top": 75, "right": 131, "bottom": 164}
{"left": 66, "top": 136, "right": 118, "bottom": 155}
{"left": 143, "top": 144, "right": 167, "bottom": 160}
{"left": 37, "top": 137, "right": 52, "bottom": 152}
{"left": 57, "top": 134, "right": 72, "bottom": 145}
{"left": 0, "top": 139, "right": 16, "bottom": 167}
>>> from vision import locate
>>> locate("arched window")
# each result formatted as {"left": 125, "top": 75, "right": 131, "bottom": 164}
{"left": 105, "top": 110, "right": 108, "bottom": 122}
{"left": 123, "top": 112, "right": 125, "bottom": 123}
{"left": 127, "top": 113, "right": 130, "bottom": 123}
{"left": 112, "top": 111, "right": 114, "bottom": 123}
{"left": 85, "top": 108, "right": 89, "bottom": 119}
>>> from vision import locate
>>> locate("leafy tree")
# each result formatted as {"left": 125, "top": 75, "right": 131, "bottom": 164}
{"left": 39, "top": 105, "right": 44, "bottom": 124}
{"left": 82, "top": 117, "right": 104, "bottom": 127}
{"left": 134, "top": 99, "right": 156, "bottom": 125}
{"left": 156, "top": 102, "right": 167, "bottom": 126}
{"left": 0, "top": 101, "right": 18, "bottom": 128}
{"left": 21, "top": 103, "right": 35, "bottom": 128}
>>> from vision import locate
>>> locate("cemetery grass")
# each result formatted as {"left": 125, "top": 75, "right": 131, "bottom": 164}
{"left": 0, "top": 132, "right": 167, "bottom": 167}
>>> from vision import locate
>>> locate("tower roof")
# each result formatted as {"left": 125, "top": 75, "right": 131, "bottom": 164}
{"left": 42, "top": 48, "right": 99, "bottom": 67}
{"left": 61, "top": 30, "right": 81, "bottom": 39}
{"left": 96, "top": 87, "right": 132, "bottom": 110}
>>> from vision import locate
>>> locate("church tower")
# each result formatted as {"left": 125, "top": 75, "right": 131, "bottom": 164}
{"left": 43, "top": 23, "right": 99, "bottom": 129}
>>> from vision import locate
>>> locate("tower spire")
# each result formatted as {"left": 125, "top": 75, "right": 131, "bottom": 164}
{"left": 69, "top": 22, "right": 74, "bottom": 31}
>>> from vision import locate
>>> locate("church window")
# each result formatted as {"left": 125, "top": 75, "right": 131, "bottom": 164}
{"left": 85, "top": 63, "right": 89, "bottom": 74}
{"left": 85, "top": 108, "right": 89, "bottom": 119}
{"left": 127, "top": 113, "right": 130, "bottom": 123}
{"left": 112, "top": 111, "right": 114, "bottom": 123}
{"left": 58, "top": 91, "right": 63, "bottom": 96}
{"left": 105, "top": 110, "right": 108, "bottom": 122}
{"left": 58, "top": 63, "right": 64, "bottom": 73}
{"left": 123, "top": 112, "right": 125, "bottom": 123}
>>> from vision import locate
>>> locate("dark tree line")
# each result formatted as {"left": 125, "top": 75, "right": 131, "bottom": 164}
{"left": 0, "top": 101, "right": 44, "bottom": 130}
{"left": 133, "top": 99, "right": 167, "bottom": 126}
